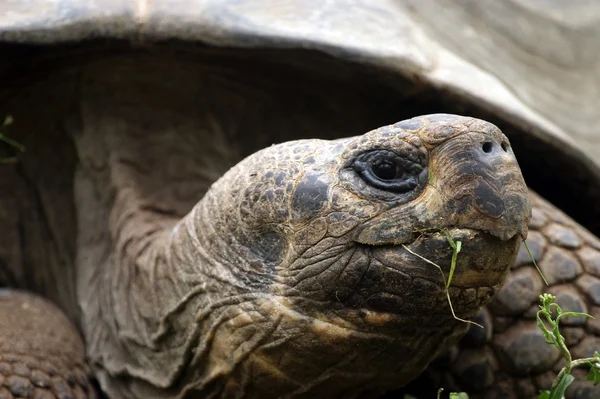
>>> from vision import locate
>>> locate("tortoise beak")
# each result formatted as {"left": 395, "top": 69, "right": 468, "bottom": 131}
{"left": 428, "top": 128, "right": 531, "bottom": 241}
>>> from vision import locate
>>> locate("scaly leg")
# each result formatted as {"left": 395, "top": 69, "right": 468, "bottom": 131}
{"left": 0, "top": 290, "right": 98, "bottom": 399}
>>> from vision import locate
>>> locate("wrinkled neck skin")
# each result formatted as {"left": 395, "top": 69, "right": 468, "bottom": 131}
{"left": 70, "top": 58, "right": 423, "bottom": 398}
{"left": 73, "top": 60, "right": 527, "bottom": 398}
{"left": 84, "top": 145, "right": 470, "bottom": 399}
{"left": 81, "top": 133, "right": 521, "bottom": 398}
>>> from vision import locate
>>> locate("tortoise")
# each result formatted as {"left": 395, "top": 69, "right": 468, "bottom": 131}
{"left": 1, "top": 1, "right": 600, "bottom": 398}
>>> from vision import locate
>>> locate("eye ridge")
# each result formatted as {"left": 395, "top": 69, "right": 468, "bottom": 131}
{"left": 353, "top": 149, "right": 423, "bottom": 193}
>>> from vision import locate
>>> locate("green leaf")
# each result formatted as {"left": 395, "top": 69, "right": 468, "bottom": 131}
{"left": 449, "top": 393, "right": 469, "bottom": 399}
{"left": 445, "top": 233, "right": 458, "bottom": 250}
{"left": 446, "top": 239, "right": 461, "bottom": 289}
{"left": 0, "top": 157, "right": 18, "bottom": 164}
{"left": 548, "top": 373, "right": 575, "bottom": 399}
{"left": 557, "top": 311, "right": 593, "bottom": 320}
{"left": 536, "top": 311, "right": 557, "bottom": 346}
{"left": 587, "top": 361, "right": 600, "bottom": 385}
{"left": 0, "top": 133, "right": 25, "bottom": 152}
{"left": 548, "top": 301, "right": 563, "bottom": 316}
{"left": 537, "top": 391, "right": 550, "bottom": 399}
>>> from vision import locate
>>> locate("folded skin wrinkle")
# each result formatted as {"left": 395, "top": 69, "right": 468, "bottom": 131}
{"left": 114, "top": 114, "right": 528, "bottom": 396}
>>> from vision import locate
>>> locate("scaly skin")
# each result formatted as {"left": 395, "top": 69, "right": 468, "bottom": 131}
{"left": 0, "top": 292, "right": 97, "bottom": 399}
{"left": 68, "top": 114, "right": 528, "bottom": 398}
{"left": 408, "top": 191, "right": 600, "bottom": 398}
{"left": 0, "top": 62, "right": 533, "bottom": 398}
{"left": 0, "top": 45, "right": 597, "bottom": 399}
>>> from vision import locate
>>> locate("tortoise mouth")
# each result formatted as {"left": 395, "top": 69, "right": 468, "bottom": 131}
{"left": 347, "top": 228, "right": 521, "bottom": 317}
{"left": 369, "top": 228, "right": 519, "bottom": 288}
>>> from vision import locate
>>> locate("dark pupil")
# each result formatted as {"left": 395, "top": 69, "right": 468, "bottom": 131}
{"left": 372, "top": 160, "right": 398, "bottom": 180}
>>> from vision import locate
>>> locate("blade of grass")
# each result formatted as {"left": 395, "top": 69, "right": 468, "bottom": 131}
{"left": 0, "top": 157, "right": 18, "bottom": 164}
{"left": 523, "top": 240, "right": 549, "bottom": 286}
{"left": 401, "top": 243, "right": 483, "bottom": 328}
{"left": 0, "top": 133, "right": 25, "bottom": 152}
{"left": 444, "top": 232, "right": 461, "bottom": 290}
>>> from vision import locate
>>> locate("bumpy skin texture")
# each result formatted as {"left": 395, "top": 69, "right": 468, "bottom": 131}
{"left": 0, "top": 104, "right": 536, "bottom": 397}
{"left": 70, "top": 111, "right": 528, "bottom": 398}
{"left": 0, "top": 55, "right": 594, "bottom": 396}
{"left": 0, "top": 53, "right": 598, "bottom": 399}
{"left": 411, "top": 192, "right": 600, "bottom": 398}
{"left": 0, "top": 291, "right": 98, "bottom": 399}
{"left": 0, "top": 54, "right": 590, "bottom": 398}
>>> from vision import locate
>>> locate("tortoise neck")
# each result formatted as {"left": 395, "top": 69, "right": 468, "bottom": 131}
{"left": 63, "top": 52, "right": 398, "bottom": 396}
{"left": 71, "top": 59, "right": 252, "bottom": 392}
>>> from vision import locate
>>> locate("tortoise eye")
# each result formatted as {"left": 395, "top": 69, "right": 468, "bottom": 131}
{"left": 353, "top": 150, "right": 422, "bottom": 193}
{"left": 371, "top": 159, "right": 403, "bottom": 180}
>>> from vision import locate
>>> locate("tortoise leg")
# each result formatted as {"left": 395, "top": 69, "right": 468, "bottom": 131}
{"left": 0, "top": 290, "right": 98, "bottom": 399}
{"left": 413, "top": 191, "right": 600, "bottom": 398}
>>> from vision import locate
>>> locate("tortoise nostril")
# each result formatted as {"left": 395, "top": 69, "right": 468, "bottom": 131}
{"left": 501, "top": 142, "right": 509, "bottom": 152}
{"left": 482, "top": 142, "right": 493, "bottom": 153}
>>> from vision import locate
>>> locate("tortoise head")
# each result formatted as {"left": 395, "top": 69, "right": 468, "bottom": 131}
{"left": 177, "top": 113, "right": 530, "bottom": 395}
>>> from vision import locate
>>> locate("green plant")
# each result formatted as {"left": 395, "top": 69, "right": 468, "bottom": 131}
{"left": 437, "top": 388, "right": 469, "bottom": 399}
{"left": 536, "top": 293, "right": 600, "bottom": 398}
{"left": 402, "top": 231, "right": 482, "bottom": 328}
{"left": 0, "top": 115, "right": 25, "bottom": 163}
{"left": 411, "top": 237, "right": 600, "bottom": 399}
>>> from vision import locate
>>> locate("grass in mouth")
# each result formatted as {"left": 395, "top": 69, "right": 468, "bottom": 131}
{"left": 401, "top": 230, "right": 482, "bottom": 328}
{"left": 402, "top": 227, "right": 553, "bottom": 330}
{"left": 523, "top": 239, "right": 549, "bottom": 286}
{"left": 6, "top": 111, "right": 595, "bottom": 398}
{"left": 416, "top": 235, "right": 598, "bottom": 398}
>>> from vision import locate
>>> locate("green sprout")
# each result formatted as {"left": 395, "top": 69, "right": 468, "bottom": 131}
{"left": 536, "top": 293, "right": 600, "bottom": 398}
{"left": 419, "top": 238, "right": 598, "bottom": 398}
